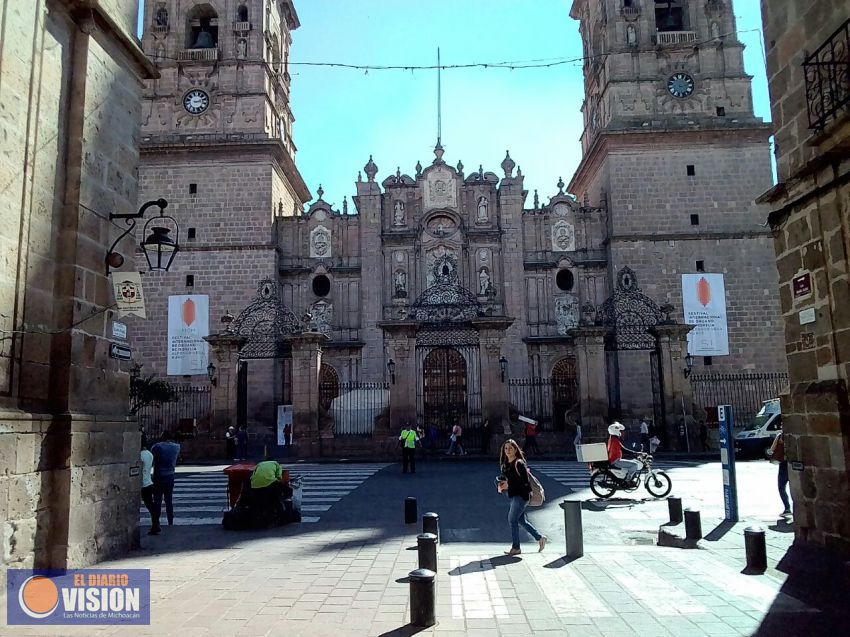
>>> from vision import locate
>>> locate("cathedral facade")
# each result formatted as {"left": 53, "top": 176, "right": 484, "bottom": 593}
{"left": 130, "top": 0, "right": 786, "bottom": 454}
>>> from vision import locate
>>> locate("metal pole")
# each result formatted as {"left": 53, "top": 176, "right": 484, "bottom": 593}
{"left": 409, "top": 568, "right": 436, "bottom": 627}
{"left": 405, "top": 497, "right": 417, "bottom": 524}
{"left": 417, "top": 533, "right": 438, "bottom": 571}
{"left": 744, "top": 526, "right": 767, "bottom": 573}
{"left": 684, "top": 508, "right": 702, "bottom": 540}
{"left": 680, "top": 394, "right": 691, "bottom": 453}
{"left": 668, "top": 496, "right": 683, "bottom": 525}
{"left": 423, "top": 512, "right": 439, "bottom": 542}
{"left": 559, "top": 500, "right": 584, "bottom": 559}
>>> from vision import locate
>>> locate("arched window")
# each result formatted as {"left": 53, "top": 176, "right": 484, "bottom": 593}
{"left": 237, "top": 4, "right": 249, "bottom": 22}
{"left": 154, "top": 5, "right": 169, "bottom": 28}
{"left": 655, "top": 0, "right": 686, "bottom": 32}
{"left": 319, "top": 363, "right": 340, "bottom": 411}
{"left": 186, "top": 3, "right": 219, "bottom": 49}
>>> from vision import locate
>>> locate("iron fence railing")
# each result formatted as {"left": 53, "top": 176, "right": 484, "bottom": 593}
{"left": 508, "top": 377, "right": 578, "bottom": 432}
{"left": 689, "top": 371, "right": 788, "bottom": 428}
{"left": 803, "top": 17, "right": 850, "bottom": 131}
{"left": 136, "top": 384, "right": 212, "bottom": 441}
{"left": 321, "top": 381, "right": 389, "bottom": 437}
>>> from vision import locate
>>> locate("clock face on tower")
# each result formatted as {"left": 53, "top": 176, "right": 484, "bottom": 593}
{"left": 667, "top": 73, "right": 695, "bottom": 99}
{"left": 183, "top": 89, "right": 210, "bottom": 115}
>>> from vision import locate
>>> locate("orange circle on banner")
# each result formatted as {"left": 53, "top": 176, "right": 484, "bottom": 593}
{"left": 21, "top": 576, "right": 59, "bottom": 615}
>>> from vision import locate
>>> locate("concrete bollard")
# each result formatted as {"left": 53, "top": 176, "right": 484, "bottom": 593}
{"left": 684, "top": 508, "right": 702, "bottom": 540}
{"left": 423, "top": 512, "right": 439, "bottom": 542}
{"left": 408, "top": 568, "right": 436, "bottom": 627}
{"left": 417, "top": 533, "right": 438, "bottom": 571}
{"left": 668, "top": 496, "right": 683, "bottom": 525}
{"left": 744, "top": 526, "right": 767, "bottom": 573}
{"left": 559, "top": 500, "right": 584, "bottom": 559}
{"left": 404, "top": 497, "right": 417, "bottom": 524}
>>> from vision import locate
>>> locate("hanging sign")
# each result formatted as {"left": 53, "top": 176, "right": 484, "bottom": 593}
{"left": 111, "top": 273, "right": 146, "bottom": 319}
{"left": 167, "top": 295, "right": 209, "bottom": 376}
{"left": 682, "top": 273, "right": 729, "bottom": 356}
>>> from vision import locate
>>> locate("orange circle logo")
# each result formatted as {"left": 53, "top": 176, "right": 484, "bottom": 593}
{"left": 18, "top": 576, "right": 59, "bottom": 619}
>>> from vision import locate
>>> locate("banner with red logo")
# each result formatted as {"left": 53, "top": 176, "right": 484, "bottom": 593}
{"left": 167, "top": 295, "right": 209, "bottom": 376}
{"left": 682, "top": 273, "right": 729, "bottom": 356}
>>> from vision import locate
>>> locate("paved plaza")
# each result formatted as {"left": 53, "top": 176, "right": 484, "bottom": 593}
{"left": 2, "top": 458, "right": 846, "bottom": 636}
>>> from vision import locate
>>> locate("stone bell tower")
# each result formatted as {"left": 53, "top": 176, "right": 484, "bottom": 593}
{"left": 567, "top": 0, "right": 786, "bottom": 415}
{"left": 132, "top": 0, "right": 311, "bottom": 407}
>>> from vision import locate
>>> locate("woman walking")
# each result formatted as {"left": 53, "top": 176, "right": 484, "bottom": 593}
{"left": 496, "top": 439, "right": 546, "bottom": 556}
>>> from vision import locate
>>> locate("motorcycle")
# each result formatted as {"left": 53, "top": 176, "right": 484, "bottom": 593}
{"left": 589, "top": 452, "right": 672, "bottom": 499}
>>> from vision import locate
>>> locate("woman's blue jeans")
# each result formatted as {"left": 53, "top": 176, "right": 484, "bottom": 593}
{"left": 508, "top": 496, "right": 541, "bottom": 549}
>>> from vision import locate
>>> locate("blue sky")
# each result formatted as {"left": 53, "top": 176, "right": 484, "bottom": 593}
{"left": 139, "top": 1, "right": 770, "bottom": 208}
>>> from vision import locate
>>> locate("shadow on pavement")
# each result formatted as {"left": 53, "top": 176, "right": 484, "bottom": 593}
{"left": 582, "top": 497, "right": 651, "bottom": 510}
{"left": 704, "top": 519, "right": 736, "bottom": 541}
{"left": 376, "top": 624, "right": 429, "bottom": 637}
{"left": 767, "top": 519, "right": 794, "bottom": 534}
{"left": 543, "top": 555, "right": 580, "bottom": 569}
{"left": 752, "top": 540, "right": 850, "bottom": 635}
{"left": 448, "top": 555, "right": 521, "bottom": 575}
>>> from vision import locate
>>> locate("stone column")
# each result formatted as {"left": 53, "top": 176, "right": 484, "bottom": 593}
{"left": 474, "top": 319, "right": 514, "bottom": 435}
{"left": 380, "top": 322, "right": 418, "bottom": 432}
{"left": 204, "top": 332, "right": 247, "bottom": 433}
{"left": 651, "top": 324, "right": 695, "bottom": 451}
{"left": 572, "top": 326, "right": 609, "bottom": 440}
{"left": 288, "top": 332, "right": 327, "bottom": 457}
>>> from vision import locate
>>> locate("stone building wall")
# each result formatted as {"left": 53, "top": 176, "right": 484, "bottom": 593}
{"left": 0, "top": 0, "right": 155, "bottom": 569}
{"left": 759, "top": 0, "right": 850, "bottom": 553}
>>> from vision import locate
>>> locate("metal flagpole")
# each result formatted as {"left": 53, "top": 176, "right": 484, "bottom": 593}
{"left": 437, "top": 47, "right": 442, "bottom": 146}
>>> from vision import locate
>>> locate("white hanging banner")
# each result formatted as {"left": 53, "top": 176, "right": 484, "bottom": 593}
{"left": 167, "top": 295, "right": 209, "bottom": 376}
{"left": 111, "top": 273, "right": 146, "bottom": 319}
{"left": 682, "top": 273, "right": 729, "bottom": 356}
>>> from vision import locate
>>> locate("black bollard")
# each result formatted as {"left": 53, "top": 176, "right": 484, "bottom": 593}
{"left": 744, "top": 526, "right": 767, "bottom": 573}
{"left": 668, "top": 496, "right": 683, "bottom": 525}
{"left": 423, "top": 512, "right": 440, "bottom": 542}
{"left": 417, "top": 533, "right": 438, "bottom": 571}
{"left": 409, "top": 568, "right": 436, "bottom": 627}
{"left": 404, "top": 497, "right": 417, "bottom": 524}
{"left": 559, "top": 500, "right": 584, "bottom": 559}
{"left": 684, "top": 508, "right": 702, "bottom": 540}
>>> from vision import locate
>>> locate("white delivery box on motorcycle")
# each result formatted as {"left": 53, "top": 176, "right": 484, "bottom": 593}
{"left": 576, "top": 443, "right": 608, "bottom": 463}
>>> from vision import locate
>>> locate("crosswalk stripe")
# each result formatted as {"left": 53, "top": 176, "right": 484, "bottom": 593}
{"left": 140, "top": 464, "right": 388, "bottom": 527}
{"left": 529, "top": 559, "right": 612, "bottom": 618}
{"left": 449, "top": 556, "right": 509, "bottom": 620}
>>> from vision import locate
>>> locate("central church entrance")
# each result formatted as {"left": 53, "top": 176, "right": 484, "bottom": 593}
{"left": 423, "top": 347, "right": 468, "bottom": 434}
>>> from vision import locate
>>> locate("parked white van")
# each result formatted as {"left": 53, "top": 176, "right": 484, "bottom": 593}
{"left": 734, "top": 398, "right": 781, "bottom": 458}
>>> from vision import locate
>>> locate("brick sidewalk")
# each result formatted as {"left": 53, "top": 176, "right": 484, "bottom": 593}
{"left": 0, "top": 526, "right": 833, "bottom": 637}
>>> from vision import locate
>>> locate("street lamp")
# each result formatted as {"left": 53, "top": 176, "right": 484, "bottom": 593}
{"left": 106, "top": 198, "right": 179, "bottom": 275}
{"left": 387, "top": 358, "right": 396, "bottom": 385}
{"left": 683, "top": 353, "right": 694, "bottom": 379}
{"left": 207, "top": 362, "right": 217, "bottom": 387}
{"left": 499, "top": 355, "right": 508, "bottom": 382}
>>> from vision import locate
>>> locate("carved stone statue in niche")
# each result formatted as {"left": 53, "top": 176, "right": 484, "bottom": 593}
{"left": 393, "top": 270, "right": 407, "bottom": 298}
{"left": 155, "top": 5, "right": 169, "bottom": 27}
{"left": 476, "top": 196, "right": 489, "bottom": 223}
{"left": 237, "top": 38, "right": 248, "bottom": 59}
{"left": 393, "top": 200, "right": 405, "bottom": 226}
{"left": 710, "top": 21, "right": 720, "bottom": 39}
{"left": 626, "top": 24, "right": 637, "bottom": 46}
{"left": 478, "top": 267, "right": 492, "bottom": 296}
{"left": 556, "top": 295, "right": 580, "bottom": 335}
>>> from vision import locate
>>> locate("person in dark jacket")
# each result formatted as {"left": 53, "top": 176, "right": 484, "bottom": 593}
{"left": 496, "top": 439, "right": 546, "bottom": 556}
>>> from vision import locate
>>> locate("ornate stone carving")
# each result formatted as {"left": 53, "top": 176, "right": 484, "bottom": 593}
{"left": 552, "top": 220, "right": 576, "bottom": 252}
{"left": 425, "top": 247, "right": 458, "bottom": 287}
{"left": 556, "top": 295, "right": 580, "bottom": 335}
{"left": 364, "top": 155, "right": 378, "bottom": 182}
{"left": 501, "top": 150, "right": 515, "bottom": 178}
{"left": 553, "top": 202, "right": 569, "bottom": 218}
{"left": 426, "top": 215, "right": 457, "bottom": 238}
{"left": 310, "top": 301, "right": 333, "bottom": 335}
{"left": 423, "top": 165, "right": 457, "bottom": 211}
{"left": 476, "top": 196, "right": 489, "bottom": 224}
{"left": 310, "top": 225, "right": 331, "bottom": 258}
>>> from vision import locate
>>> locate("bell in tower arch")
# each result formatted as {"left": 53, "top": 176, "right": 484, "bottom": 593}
{"left": 192, "top": 28, "right": 215, "bottom": 48}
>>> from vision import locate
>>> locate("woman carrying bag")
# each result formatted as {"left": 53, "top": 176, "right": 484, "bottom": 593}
{"left": 496, "top": 439, "right": 546, "bottom": 556}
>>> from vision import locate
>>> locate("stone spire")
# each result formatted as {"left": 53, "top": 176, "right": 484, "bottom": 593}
{"left": 364, "top": 155, "right": 378, "bottom": 182}
{"left": 501, "top": 150, "right": 516, "bottom": 178}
